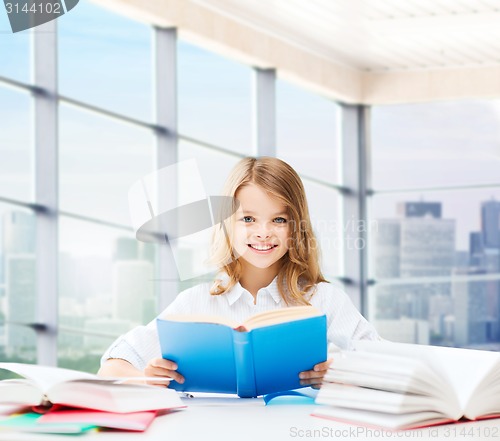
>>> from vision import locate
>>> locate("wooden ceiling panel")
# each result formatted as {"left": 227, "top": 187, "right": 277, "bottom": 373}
{"left": 193, "top": 0, "right": 500, "bottom": 72}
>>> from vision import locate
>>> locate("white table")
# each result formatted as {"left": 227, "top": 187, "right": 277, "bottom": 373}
{"left": 1, "top": 394, "right": 499, "bottom": 441}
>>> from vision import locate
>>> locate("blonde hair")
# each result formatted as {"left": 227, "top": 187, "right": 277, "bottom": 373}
{"left": 209, "top": 156, "right": 327, "bottom": 305}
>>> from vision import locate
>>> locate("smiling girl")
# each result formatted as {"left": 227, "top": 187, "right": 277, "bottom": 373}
{"left": 99, "top": 157, "right": 380, "bottom": 388}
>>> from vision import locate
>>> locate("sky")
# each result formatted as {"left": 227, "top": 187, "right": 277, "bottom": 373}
{"left": 1, "top": 0, "right": 500, "bottom": 266}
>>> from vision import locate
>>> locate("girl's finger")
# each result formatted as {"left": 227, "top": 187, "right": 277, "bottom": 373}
{"left": 300, "top": 377, "right": 323, "bottom": 386}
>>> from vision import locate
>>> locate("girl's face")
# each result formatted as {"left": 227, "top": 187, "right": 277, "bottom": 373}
{"left": 232, "top": 183, "right": 291, "bottom": 272}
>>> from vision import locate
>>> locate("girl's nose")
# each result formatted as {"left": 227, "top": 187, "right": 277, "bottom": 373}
{"left": 255, "top": 223, "right": 271, "bottom": 239}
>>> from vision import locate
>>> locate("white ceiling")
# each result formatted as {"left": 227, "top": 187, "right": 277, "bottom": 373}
{"left": 192, "top": 0, "right": 500, "bottom": 72}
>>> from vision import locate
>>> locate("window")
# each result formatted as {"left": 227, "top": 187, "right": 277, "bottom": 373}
{"left": 372, "top": 100, "right": 500, "bottom": 189}
{"left": 177, "top": 139, "right": 241, "bottom": 289}
{"left": 178, "top": 40, "right": 252, "bottom": 154}
{"left": 304, "top": 180, "right": 343, "bottom": 279}
{"left": 277, "top": 80, "right": 341, "bottom": 185}
{"left": 59, "top": 104, "right": 155, "bottom": 225}
{"left": 277, "top": 79, "right": 343, "bottom": 280}
{"left": 370, "top": 101, "right": 500, "bottom": 349}
{"left": 58, "top": 216, "right": 157, "bottom": 372}
{"left": 0, "top": 203, "right": 37, "bottom": 363}
{"left": 0, "top": 12, "right": 30, "bottom": 83}
{"left": 58, "top": 1, "right": 152, "bottom": 121}
{"left": 0, "top": 87, "right": 32, "bottom": 201}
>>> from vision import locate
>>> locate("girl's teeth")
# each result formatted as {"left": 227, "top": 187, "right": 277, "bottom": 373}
{"left": 251, "top": 245, "right": 273, "bottom": 251}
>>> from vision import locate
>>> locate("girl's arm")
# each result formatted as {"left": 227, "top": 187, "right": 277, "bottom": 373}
{"left": 98, "top": 358, "right": 143, "bottom": 377}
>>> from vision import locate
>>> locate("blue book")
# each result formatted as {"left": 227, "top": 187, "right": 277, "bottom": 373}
{"left": 157, "top": 306, "right": 327, "bottom": 398}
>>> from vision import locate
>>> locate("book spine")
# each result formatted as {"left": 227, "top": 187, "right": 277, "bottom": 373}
{"left": 232, "top": 330, "right": 257, "bottom": 398}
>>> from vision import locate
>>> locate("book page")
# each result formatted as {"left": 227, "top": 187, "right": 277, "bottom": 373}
{"left": 243, "top": 306, "right": 323, "bottom": 329}
{"left": 0, "top": 363, "right": 96, "bottom": 393}
{"left": 0, "top": 380, "right": 42, "bottom": 406}
{"left": 424, "top": 346, "right": 499, "bottom": 411}
{"left": 328, "top": 352, "right": 447, "bottom": 397}
{"left": 163, "top": 306, "right": 323, "bottom": 330}
{"left": 161, "top": 314, "right": 239, "bottom": 328}
{"left": 317, "top": 383, "right": 453, "bottom": 416}
{"left": 353, "top": 341, "right": 500, "bottom": 412}
{"left": 313, "top": 406, "right": 452, "bottom": 430}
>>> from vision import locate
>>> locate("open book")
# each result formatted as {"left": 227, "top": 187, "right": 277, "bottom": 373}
{"left": 313, "top": 340, "right": 500, "bottom": 430}
{"left": 0, "top": 363, "right": 184, "bottom": 414}
{"left": 157, "top": 306, "right": 327, "bottom": 398}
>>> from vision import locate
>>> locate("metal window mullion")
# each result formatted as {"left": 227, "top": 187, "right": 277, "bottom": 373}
{"left": 253, "top": 68, "right": 276, "bottom": 157}
{"left": 359, "top": 106, "right": 371, "bottom": 315}
{"left": 341, "top": 104, "right": 369, "bottom": 313}
{"left": 33, "top": 20, "right": 58, "bottom": 366}
{"left": 154, "top": 27, "right": 178, "bottom": 312}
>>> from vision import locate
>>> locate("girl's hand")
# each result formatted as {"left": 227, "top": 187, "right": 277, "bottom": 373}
{"left": 298, "top": 359, "right": 333, "bottom": 389}
{"left": 144, "top": 358, "right": 185, "bottom": 387}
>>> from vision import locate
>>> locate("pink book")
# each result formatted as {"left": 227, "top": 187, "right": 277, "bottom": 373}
{"left": 39, "top": 409, "right": 158, "bottom": 432}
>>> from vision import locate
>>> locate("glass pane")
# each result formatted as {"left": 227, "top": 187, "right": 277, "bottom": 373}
{"left": 0, "top": 203, "right": 37, "bottom": 362}
{"left": 277, "top": 80, "right": 340, "bottom": 185}
{"left": 177, "top": 140, "right": 242, "bottom": 290}
{"left": 59, "top": 217, "right": 159, "bottom": 366}
{"left": 369, "top": 279, "right": 500, "bottom": 350}
{"left": 0, "top": 12, "right": 30, "bottom": 83}
{"left": 178, "top": 40, "right": 252, "bottom": 154}
{"left": 59, "top": 104, "right": 155, "bottom": 225}
{"left": 369, "top": 188, "right": 500, "bottom": 280}
{"left": 0, "top": 87, "right": 32, "bottom": 201}
{"left": 303, "top": 180, "right": 342, "bottom": 278}
{"left": 58, "top": 331, "right": 117, "bottom": 374}
{"left": 59, "top": 1, "right": 152, "bottom": 121}
{"left": 372, "top": 100, "right": 500, "bottom": 190}
{"left": 178, "top": 139, "right": 241, "bottom": 196}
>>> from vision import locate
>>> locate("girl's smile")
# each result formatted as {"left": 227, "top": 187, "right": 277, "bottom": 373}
{"left": 247, "top": 243, "right": 279, "bottom": 253}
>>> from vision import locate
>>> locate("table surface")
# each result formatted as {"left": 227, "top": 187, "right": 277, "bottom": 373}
{"left": 1, "top": 394, "right": 499, "bottom": 441}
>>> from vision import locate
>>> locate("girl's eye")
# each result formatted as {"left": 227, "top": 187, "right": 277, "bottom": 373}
{"left": 274, "top": 217, "right": 287, "bottom": 224}
{"left": 242, "top": 216, "right": 254, "bottom": 223}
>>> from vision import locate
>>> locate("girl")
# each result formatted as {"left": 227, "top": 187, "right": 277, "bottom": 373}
{"left": 99, "top": 157, "right": 379, "bottom": 388}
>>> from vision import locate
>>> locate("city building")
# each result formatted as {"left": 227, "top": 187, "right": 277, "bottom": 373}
{"left": 372, "top": 203, "right": 455, "bottom": 342}
{"left": 481, "top": 200, "right": 500, "bottom": 249}
{"left": 453, "top": 268, "right": 490, "bottom": 347}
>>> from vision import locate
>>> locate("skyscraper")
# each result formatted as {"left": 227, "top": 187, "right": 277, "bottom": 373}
{"left": 113, "top": 237, "right": 138, "bottom": 261}
{"left": 3, "top": 211, "right": 36, "bottom": 358}
{"left": 372, "top": 220, "right": 400, "bottom": 279}
{"left": 398, "top": 201, "right": 442, "bottom": 219}
{"left": 481, "top": 200, "right": 500, "bottom": 249}
{"left": 469, "top": 231, "right": 484, "bottom": 267}
{"left": 400, "top": 218, "right": 455, "bottom": 280}
{"left": 478, "top": 199, "right": 500, "bottom": 341}
{"left": 5, "top": 255, "right": 36, "bottom": 356}
{"left": 453, "top": 268, "right": 489, "bottom": 347}
{"left": 3, "top": 211, "right": 36, "bottom": 254}
{"left": 112, "top": 260, "right": 154, "bottom": 325}
{"left": 372, "top": 202, "right": 455, "bottom": 343}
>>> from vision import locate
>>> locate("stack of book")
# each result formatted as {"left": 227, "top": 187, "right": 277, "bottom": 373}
{"left": 313, "top": 341, "right": 500, "bottom": 430}
{"left": 0, "top": 362, "right": 185, "bottom": 434}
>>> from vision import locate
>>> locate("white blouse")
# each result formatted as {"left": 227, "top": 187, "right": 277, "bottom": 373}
{"left": 101, "top": 277, "right": 380, "bottom": 371}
